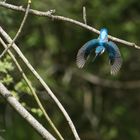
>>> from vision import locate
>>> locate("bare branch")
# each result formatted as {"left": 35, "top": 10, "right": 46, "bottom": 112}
{"left": 0, "top": 2, "right": 55, "bottom": 16}
{"left": 0, "top": 0, "right": 31, "bottom": 59}
{"left": 83, "top": 6, "right": 87, "bottom": 24}
{"left": 0, "top": 37, "right": 64, "bottom": 140}
{"left": 0, "top": 26, "right": 80, "bottom": 140}
{"left": 0, "top": 2, "right": 139, "bottom": 49}
{"left": 0, "top": 83, "right": 56, "bottom": 140}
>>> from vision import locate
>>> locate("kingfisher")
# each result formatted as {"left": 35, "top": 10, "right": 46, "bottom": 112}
{"left": 76, "top": 28, "right": 122, "bottom": 75}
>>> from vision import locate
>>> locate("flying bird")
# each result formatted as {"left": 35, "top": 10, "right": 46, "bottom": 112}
{"left": 76, "top": 28, "right": 122, "bottom": 75}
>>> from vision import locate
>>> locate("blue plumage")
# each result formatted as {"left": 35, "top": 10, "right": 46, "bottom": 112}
{"left": 76, "top": 28, "right": 122, "bottom": 75}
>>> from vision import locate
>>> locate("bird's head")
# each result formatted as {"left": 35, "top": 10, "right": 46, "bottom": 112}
{"left": 99, "top": 28, "right": 108, "bottom": 42}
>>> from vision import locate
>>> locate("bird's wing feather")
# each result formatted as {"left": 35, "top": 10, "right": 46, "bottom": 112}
{"left": 76, "top": 39, "right": 99, "bottom": 68}
{"left": 106, "top": 41, "right": 122, "bottom": 75}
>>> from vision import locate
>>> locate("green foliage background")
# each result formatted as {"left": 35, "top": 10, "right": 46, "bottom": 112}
{"left": 0, "top": 0, "right": 140, "bottom": 139}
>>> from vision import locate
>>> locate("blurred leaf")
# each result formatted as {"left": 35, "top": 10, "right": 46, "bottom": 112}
{"left": 31, "top": 108, "right": 43, "bottom": 117}
{"left": 15, "top": 80, "right": 32, "bottom": 95}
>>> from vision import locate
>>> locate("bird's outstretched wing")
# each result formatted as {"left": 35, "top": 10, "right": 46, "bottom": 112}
{"left": 106, "top": 41, "right": 122, "bottom": 75}
{"left": 76, "top": 39, "right": 99, "bottom": 68}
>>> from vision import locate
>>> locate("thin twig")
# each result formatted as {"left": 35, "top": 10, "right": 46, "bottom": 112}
{"left": 0, "top": 26, "right": 80, "bottom": 140}
{"left": 0, "top": 83, "right": 56, "bottom": 140}
{"left": 83, "top": 6, "right": 87, "bottom": 24}
{"left": 0, "top": 2, "right": 55, "bottom": 16}
{"left": 0, "top": 37, "right": 64, "bottom": 140}
{"left": 0, "top": 0, "right": 31, "bottom": 59}
{"left": 0, "top": 2, "right": 139, "bottom": 49}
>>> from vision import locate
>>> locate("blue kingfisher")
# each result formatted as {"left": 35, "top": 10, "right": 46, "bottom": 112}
{"left": 76, "top": 28, "right": 122, "bottom": 75}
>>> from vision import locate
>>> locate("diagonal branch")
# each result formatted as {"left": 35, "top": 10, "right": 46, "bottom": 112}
{"left": 0, "top": 2, "right": 139, "bottom": 49}
{"left": 0, "top": 0, "right": 31, "bottom": 59}
{"left": 0, "top": 26, "right": 80, "bottom": 140}
{"left": 0, "top": 82, "right": 56, "bottom": 140}
{"left": 0, "top": 37, "right": 64, "bottom": 140}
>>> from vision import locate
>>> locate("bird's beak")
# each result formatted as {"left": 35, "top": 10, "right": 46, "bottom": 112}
{"left": 92, "top": 53, "right": 99, "bottom": 62}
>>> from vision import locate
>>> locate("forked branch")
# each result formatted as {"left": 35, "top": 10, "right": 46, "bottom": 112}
{"left": 0, "top": 1, "right": 139, "bottom": 49}
{"left": 0, "top": 37, "right": 64, "bottom": 140}
{"left": 0, "top": 26, "right": 80, "bottom": 140}
{"left": 0, "top": 0, "right": 31, "bottom": 58}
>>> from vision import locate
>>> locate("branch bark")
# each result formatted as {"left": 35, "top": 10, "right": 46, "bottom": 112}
{"left": 0, "top": 37, "right": 64, "bottom": 140}
{"left": 0, "top": 1, "right": 139, "bottom": 49}
{"left": 0, "top": 82, "right": 56, "bottom": 140}
{"left": 0, "top": 0, "right": 31, "bottom": 58}
{"left": 0, "top": 26, "right": 80, "bottom": 140}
